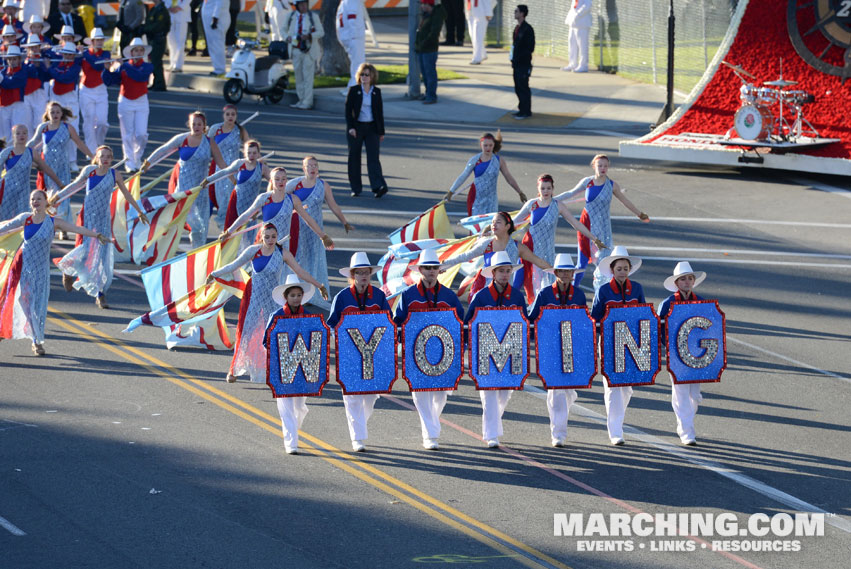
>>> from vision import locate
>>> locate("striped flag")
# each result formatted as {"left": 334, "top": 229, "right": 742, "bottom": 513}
{"left": 388, "top": 202, "right": 453, "bottom": 244}
{"left": 111, "top": 172, "right": 141, "bottom": 262}
{"left": 123, "top": 236, "right": 249, "bottom": 350}
{"left": 0, "top": 229, "right": 23, "bottom": 301}
{"left": 127, "top": 187, "right": 200, "bottom": 266}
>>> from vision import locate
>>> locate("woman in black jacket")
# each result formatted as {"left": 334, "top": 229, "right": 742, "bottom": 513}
{"left": 345, "top": 63, "right": 389, "bottom": 198}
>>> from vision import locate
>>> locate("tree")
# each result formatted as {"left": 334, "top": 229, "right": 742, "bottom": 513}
{"left": 320, "top": 0, "right": 350, "bottom": 76}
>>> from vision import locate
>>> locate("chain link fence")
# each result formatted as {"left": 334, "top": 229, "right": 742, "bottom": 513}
{"left": 489, "top": 0, "right": 737, "bottom": 93}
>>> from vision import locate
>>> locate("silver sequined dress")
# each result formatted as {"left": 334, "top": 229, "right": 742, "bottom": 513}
{"left": 286, "top": 177, "right": 329, "bottom": 292}
{"left": 32, "top": 123, "right": 72, "bottom": 223}
{"left": 0, "top": 147, "right": 34, "bottom": 220}
{"left": 516, "top": 198, "right": 560, "bottom": 293}
{"left": 209, "top": 123, "right": 241, "bottom": 230}
{"left": 448, "top": 153, "right": 502, "bottom": 216}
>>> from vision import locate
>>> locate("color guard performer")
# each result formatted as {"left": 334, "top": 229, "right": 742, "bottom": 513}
{"left": 48, "top": 29, "right": 81, "bottom": 169}
{"left": 78, "top": 28, "right": 110, "bottom": 153}
{"left": 590, "top": 245, "right": 646, "bottom": 445}
{"left": 0, "top": 124, "right": 62, "bottom": 220}
{"left": 393, "top": 249, "right": 464, "bottom": 450}
{"left": 208, "top": 104, "right": 247, "bottom": 230}
{"left": 328, "top": 252, "right": 390, "bottom": 452}
{"left": 205, "top": 139, "right": 268, "bottom": 244}
{"left": 464, "top": 250, "right": 527, "bottom": 448}
{"left": 528, "top": 253, "right": 587, "bottom": 447}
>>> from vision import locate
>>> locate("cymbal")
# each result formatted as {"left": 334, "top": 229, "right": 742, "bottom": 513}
{"left": 722, "top": 60, "right": 756, "bottom": 79}
{"left": 764, "top": 79, "right": 798, "bottom": 86}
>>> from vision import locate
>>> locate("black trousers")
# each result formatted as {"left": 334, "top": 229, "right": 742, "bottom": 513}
{"left": 443, "top": 0, "right": 465, "bottom": 44}
{"left": 513, "top": 64, "right": 532, "bottom": 115}
{"left": 150, "top": 36, "right": 167, "bottom": 89}
{"left": 189, "top": 0, "right": 202, "bottom": 47}
{"left": 226, "top": 8, "right": 240, "bottom": 46}
{"left": 347, "top": 121, "right": 386, "bottom": 194}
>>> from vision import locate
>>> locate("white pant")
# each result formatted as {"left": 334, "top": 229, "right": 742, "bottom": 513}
{"left": 467, "top": 15, "right": 487, "bottom": 63}
{"left": 22, "top": 0, "right": 49, "bottom": 22}
{"left": 117, "top": 95, "right": 150, "bottom": 171}
{"left": 480, "top": 390, "right": 512, "bottom": 441}
{"left": 342, "top": 393, "right": 379, "bottom": 442}
{"left": 24, "top": 88, "right": 47, "bottom": 135}
{"left": 603, "top": 384, "right": 633, "bottom": 442}
{"left": 268, "top": 2, "right": 290, "bottom": 41}
{"left": 292, "top": 48, "right": 317, "bottom": 107}
{"left": 412, "top": 391, "right": 448, "bottom": 441}
{"left": 0, "top": 101, "right": 29, "bottom": 143}
{"left": 202, "top": 7, "right": 231, "bottom": 75}
{"left": 341, "top": 38, "right": 365, "bottom": 88}
{"left": 276, "top": 396, "right": 309, "bottom": 452}
{"left": 79, "top": 84, "right": 109, "bottom": 153}
{"left": 547, "top": 389, "right": 578, "bottom": 442}
{"left": 168, "top": 21, "right": 189, "bottom": 71}
{"left": 50, "top": 90, "right": 80, "bottom": 165}
{"left": 568, "top": 26, "right": 590, "bottom": 71}
{"left": 671, "top": 381, "right": 702, "bottom": 443}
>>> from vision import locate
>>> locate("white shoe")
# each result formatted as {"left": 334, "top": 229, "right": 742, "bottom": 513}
{"left": 682, "top": 439, "right": 697, "bottom": 446}
{"left": 574, "top": 68, "right": 588, "bottom": 73}
{"left": 562, "top": 65, "right": 575, "bottom": 72}
{"left": 469, "top": 59, "right": 482, "bottom": 65}
{"left": 611, "top": 437, "right": 625, "bottom": 446}
{"left": 485, "top": 439, "right": 499, "bottom": 448}
{"left": 423, "top": 438, "right": 439, "bottom": 450}
{"left": 551, "top": 438, "right": 565, "bottom": 448}
{"left": 290, "top": 102, "right": 302, "bottom": 108}
{"left": 286, "top": 447, "right": 299, "bottom": 455}
{"left": 352, "top": 440, "right": 366, "bottom": 452}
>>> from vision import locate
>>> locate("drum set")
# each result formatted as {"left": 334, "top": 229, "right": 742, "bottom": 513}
{"left": 723, "top": 60, "right": 820, "bottom": 143}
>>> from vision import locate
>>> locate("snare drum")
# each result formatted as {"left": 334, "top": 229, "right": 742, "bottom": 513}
{"left": 782, "top": 90, "right": 813, "bottom": 106}
{"left": 734, "top": 104, "right": 774, "bottom": 140}
{"left": 756, "top": 87, "right": 778, "bottom": 106}
{"left": 739, "top": 83, "right": 757, "bottom": 105}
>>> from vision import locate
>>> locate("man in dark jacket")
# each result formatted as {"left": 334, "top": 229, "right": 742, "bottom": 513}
{"left": 48, "top": 0, "right": 86, "bottom": 39}
{"left": 143, "top": 0, "right": 171, "bottom": 91}
{"left": 511, "top": 4, "right": 535, "bottom": 119}
{"left": 415, "top": 0, "right": 446, "bottom": 104}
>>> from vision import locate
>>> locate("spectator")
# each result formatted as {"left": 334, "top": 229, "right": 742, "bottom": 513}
{"left": 335, "top": 0, "right": 365, "bottom": 92}
{"left": 563, "top": 0, "right": 591, "bottom": 73}
{"left": 267, "top": 0, "right": 291, "bottom": 43}
{"left": 511, "top": 4, "right": 534, "bottom": 119}
{"left": 186, "top": 0, "right": 205, "bottom": 56}
{"left": 225, "top": 0, "right": 239, "bottom": 51}
{"left": 48, "top": 0, "right": 85, "bottom": 40}
{"left": 465, "top": 0, "right": 491, "bottom": 65}
{"left": 116, "top": 0, "right": 144, "bottom": 52}
{"left": 345, "top": 63, "right": 388, "bottom": 198}
{"left": 202, "top": 0, "right": 229, "bottom": 76}
{"left": 441, "top": 0, "right": 463, "bottom": 46}
{"left": 167, "top": 0, "right": 191, "bottom": 72}
{"left": 414, "top": 0, "right": 445, "bottom": 105}
{"left": 143, "top": 0, "right": 169, "bottom": 91}
{"left": 286, "top": 0, "right": 323, "bottom": 110}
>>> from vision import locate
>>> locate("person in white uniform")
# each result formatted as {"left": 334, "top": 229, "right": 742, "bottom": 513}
{"left": 286, "top": 0, "right": 323, "bottom": 109}
{"left": 79, "top": 28, "right": 111, "bottom": 153}
{"left": 201, "top": 0, "right": 230, "bottom": 75}
{"left": 21, "top": 0, "right": 48, "bottom": 23}
{"left": 335, "top": 0, "right": 365, "bottom": 90}
{"left": 266, "top": 0, "right": 291, "bottom": 42}
{"left": 167, "top": 0, "right": 192, "bottom": 72}
{"left": 465, "top": 0, "right": 492, "bottom": 65}
{"left": 563, "top": 0, "right": 592, "bottom": 72}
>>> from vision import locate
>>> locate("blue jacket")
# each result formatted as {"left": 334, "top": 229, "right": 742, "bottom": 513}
{"left": 528, "top": 282, "right": 587, "bottom": 322}
{"left": 465, "top": 283, "right": 527, "bottom": 323}
{"left": 590, "top": 278, "right": 646, "bottom": 322}
{"left": 327, "top": 284, "right": 391, "bottom": 328}
{"left": 394, "top": 280, "right": 464, "bottom": 326}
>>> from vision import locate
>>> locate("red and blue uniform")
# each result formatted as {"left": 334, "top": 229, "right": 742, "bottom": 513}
{"left": 48, "top": 58, "right": 81, "bottom": 95}
{"left": 465, "top": 282, "right": 527, "bottom": 322}
{"left": 79, "top": 48, "right": 110, "bottom": 87}
{"left": 0, "top": 63, "right": 27, "bottom": 103}
{"left": 394, "top": 280, "right": 463, "bottom": 327}
{"left": 528, "top": 282, "right": 587, "bottom": 322}
{"left": 590, "top": 278, "right": 645, "bottom": 322}
{"left": 327, "top": 284, "right": 390, "bottom": 328}
{"left": 102, "top": 59, "right": 153, "bottom": 99}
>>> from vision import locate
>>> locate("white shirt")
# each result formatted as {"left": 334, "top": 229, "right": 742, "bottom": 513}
{"left": 357, "top": 86, "right": 374, "bottom": 123}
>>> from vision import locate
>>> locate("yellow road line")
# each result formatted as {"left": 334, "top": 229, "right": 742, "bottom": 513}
{"left": 47, "top": 308, "right": 571, "bottom": 569}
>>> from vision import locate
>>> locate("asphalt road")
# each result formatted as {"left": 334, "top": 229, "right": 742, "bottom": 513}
{"left": 2, "top": 90, "right": 850, "bottom": 569}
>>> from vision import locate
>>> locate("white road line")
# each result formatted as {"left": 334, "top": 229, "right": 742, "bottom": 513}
{"left": 727, "top": 336, "right": 851, "bottom": 385}
{"left": 793, "top": 178, "right": 851, "bottom": 200}
{"left": 0, "top": 515, "right": 26, "bottom": 536}
{"left": 555, "top": 254, "right": 851, "bottom": 269}
{"left": 521, "top": 384, "right": 851, "bottom": 533}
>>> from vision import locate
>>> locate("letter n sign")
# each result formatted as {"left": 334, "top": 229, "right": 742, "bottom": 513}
{"left": 336, "top": 311, "right": 397, "bottom": 394}
{"left": 601, "top": 303, "right": 660, "bottom": 387}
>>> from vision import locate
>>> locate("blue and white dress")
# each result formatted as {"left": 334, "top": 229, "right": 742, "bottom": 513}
{"left": 209, "top": 123, "right": 242, "bottom": 230}
{"left": 556, "top": 176, "right": 614, "bottom": 289}
{"left": 448, "top": 153, "right": 502, "bottom": 216}
{"left": 211, "top": 244, "right": 284, "bottom": 382}
{"left": 286, "top": 176, "right": 330, "bottom": 294}
{"left": 208, "top": 158, "right": 264, "bottom": 245}
{"left": 29, "top": 123, "right": 72, "bottom": 223}
{"left": 54, "top": 167, "right": 115, "bottom": 297}
{"left": 148, "top": 133, "right": 212, "bottom": 249}
{"left": 515, "top": 198, "right": 560, "bottom": 299}
{"left": 442, "top": 235, "right": 521, "bottom": 298}
{"left": 0, "top": 147, "right": 34, "bottom": 220}
{"left": 0, "top": 213, "right": 54, "bottom": 344}
{"left": 236, "top": 191, "right": 296, "bottom": 267}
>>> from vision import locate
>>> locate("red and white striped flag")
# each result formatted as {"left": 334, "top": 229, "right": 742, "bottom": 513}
{"left": 388, "top": 202, "right": 453, "bottom": 244}
{"left": 127, "top": 187, "right": 200, "bottom": 266}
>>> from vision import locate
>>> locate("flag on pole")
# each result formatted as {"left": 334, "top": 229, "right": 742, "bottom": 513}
{"left": 127, "top": 187, "right": 200, "bottom": 266}
{"left": 388, "top": 202, "right": 453, "bottom": 244}
{"left": 111, "top": 172, "right": 141, "bottom": 262}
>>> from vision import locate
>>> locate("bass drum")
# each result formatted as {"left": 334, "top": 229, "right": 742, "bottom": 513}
{"left": 734, "top": 104, "right": 774, "bottom": 140}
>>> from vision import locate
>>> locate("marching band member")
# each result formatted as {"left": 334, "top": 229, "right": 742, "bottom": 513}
{"left": 528, "top": 253, "right": 587, "bottom": 447}
{"left": 205, "top": 139, "right": 268, "bottom": 244}
{"left": 142, "top": 110, "right": 227, "bottom": 248}
{"left": 0, "top": 45, "right": 28, "bottom": 142}
{"left": 393, "top": 249, "right": 464, "bottom": 451}
{"left": 464, "top": 250, "right": 527, "bottom": 448}
{"left": 201, "top": 0, "right": 229, "bottom": 76}
{"left": 555, "top": 154, "right": 650, "bottom": 290}
{"left": 264, "top": 273, "right": 318, "bottom": 454}
{"left": 514, "top": 174, "right": 605, "bottom": 302}
{"left": 328, "top": 251, "right": 390, "bottom": 453}
{"left": 21, "top": 14, "right": 49, "bottom": 45}
{"left": 0, "top": 189, "right": 106, "bottom": 356}
{"left": 27, "top": 101, "right": 91, "bottom": 228}
{"left": 102, "top": 37, "right": 153, "bottom": 174}
{"left": 0, "top": 123, "right": 62, "bottom": 220}
{"left": 442, "top": 211, "right": 550, "bottom": 301}
{"left": 464, "top": 0, "right": 492, "bottom": 65}
{"left": 657, "top": 261, "right": 708, "bottom": 446}
{"left": 209, "top": 222, "right": 327, "bottom": 384}
{"left": 53, "top": 145, "right": 148, "bottom": 308}
{"left": 49, "top": 28, "right": 81, "bottom": 169}
{"left": 167, "top": 0, "right": 191, "bottom": 73}
{"left": 1, "top": 1, "right": 24, "bottom": 39}
{"left": 286, "top": 156, "right": 352, "bottom": 305}
{"left": 335, "top": 0, "right": 365, "bottom": 91}
{"left": 220, "top": 166, "right": 332, "bottom": 266}
{"left": 444, "top": 132, "right": 526, "bottom": 216}
{"left": 21, "top": 33, "right": 50, "bottom": 134}
{"left": 78, "top": 28, "right": 110, "bottom": 153}
{"left": 1, "top": 23, "right": 20, "bottom": 51}
{"left": 590, "top": 245, "right": 646, "bottom": 446}
{"left": 208, "top": 104, "right": 248, "bottom": 230}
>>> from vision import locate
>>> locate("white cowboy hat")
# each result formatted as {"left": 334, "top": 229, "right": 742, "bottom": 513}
{"left": 544, "top": 253, "right": 577, "bottom": 274}
{"left": 481, "top": 250, "right": 522, "bottom": 278}
{"left": 0, "top": 44, "right": 22, "bottom": 57}
{"left": 83, "top": 27, "right": 106, "bottom": 45}
{"left": 56, "top": 41, "right": 78, "bottom": 56}
{"left": 23, "top": 15, "right": 49, "bottom": 35}
{"left": 272, "top": 274, "right": 315, "bottom": 306}
{"left": 412, "top": 248, "right": 442, "bottom": 273}
{"left": 1, "top": 24, "right": 19, "bottom": 37}
{"left": 339, "top": 251, "right": 380, "bottom": 278}
{"left": 122, "top": 36, "right": 152, "bottom": 59}
{"left": 54, "top": 24, "right": 81, "bottom": 42}
{"left": 2, "top": 0, "right": 22, "bottom": 10}
{"left": 663, "top": 261, "right": 706, "bottom": 292}
{"left": 598, "top": 245, "right": 642, "bottom": 278}
{"left": 21, "top": 33, "right": 45, "bottom": 48}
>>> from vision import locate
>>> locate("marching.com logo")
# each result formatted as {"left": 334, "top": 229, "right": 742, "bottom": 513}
{"left": 554, "top": 513, "right": 824, "bottom": 552}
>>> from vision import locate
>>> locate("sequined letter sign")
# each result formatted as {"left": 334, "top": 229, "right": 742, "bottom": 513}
{"left": 601, "top": 304, "right": 660, "bottom": 387}
{"left": 336, "top": 311, "right": 398, "bottom": 394}
{"left": 469, "top": 307, "right": 529, "bottom": 390}
{"left": 402, "top": 308, "right": 464, "bottom": 391}
{"left": 535, "top": 306, "right": 597, "bottom": 389}
{"left": 265, "top": 314, "right": 330, "bottom": 397}
{"left": 666, "top": 300, "right": 726, "bottom": 384}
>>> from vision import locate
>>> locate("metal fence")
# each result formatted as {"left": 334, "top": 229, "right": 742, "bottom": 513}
{"left": 491, "top": 0, "right": 737, "bottom": 93}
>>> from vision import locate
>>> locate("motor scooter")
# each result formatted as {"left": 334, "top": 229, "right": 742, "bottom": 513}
{"left": 223, "top": 39, "right": 289, "bottom": 104}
